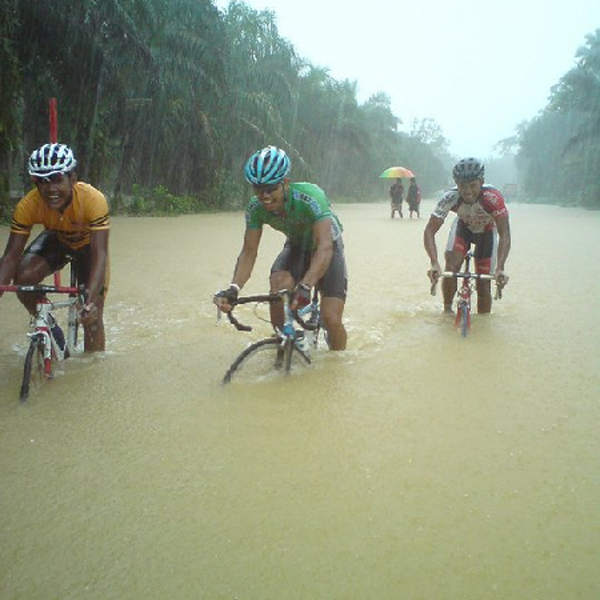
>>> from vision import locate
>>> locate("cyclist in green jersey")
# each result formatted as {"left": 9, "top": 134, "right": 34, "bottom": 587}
{"left": 214, "top": 146, "right": 348, "bottom": 350}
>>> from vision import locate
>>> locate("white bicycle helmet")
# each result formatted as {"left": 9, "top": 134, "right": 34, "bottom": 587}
{"left": 28, "top": 143, "right": 77, "bottom": 178}
{"left": 244, "top": 146, "right": 290, "bottom": 185}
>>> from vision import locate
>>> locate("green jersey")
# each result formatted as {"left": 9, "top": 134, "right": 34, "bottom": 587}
{"left": 245, "top": 182, "right": 343, "bottom": 249}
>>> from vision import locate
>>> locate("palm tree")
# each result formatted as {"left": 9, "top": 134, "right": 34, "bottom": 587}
{"left": 0, "top": 0, "right": 21, "bottom": 217}
{"left": 517, "top": 28, "right": 600, "bottom": 207}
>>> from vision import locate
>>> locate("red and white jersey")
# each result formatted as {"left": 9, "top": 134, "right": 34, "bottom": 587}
{"left": 432, "top": 185, "right": 508, "bottom": 233}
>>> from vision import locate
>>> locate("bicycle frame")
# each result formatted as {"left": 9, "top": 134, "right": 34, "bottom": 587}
{"left": 225, "top": 289, "right": 319, "bottom": 337}
{"left": 0, "top": 263, "right": 84, "bottom": 400}
{"left": 220, "top": 288, "right": 321, "bottom": 383}
{"left": 430, "top": 250, "right": 498, "bottom": 337}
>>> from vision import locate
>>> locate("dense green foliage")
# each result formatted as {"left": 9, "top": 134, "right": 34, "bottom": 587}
{"left": 1, "top": 2, "right": 597, "bottom": 217}
{"left": 514, "top": 29, "right": 600, "bottom": 208}
{"left": 0, "top": 0, "right": 451, "bottom": 219}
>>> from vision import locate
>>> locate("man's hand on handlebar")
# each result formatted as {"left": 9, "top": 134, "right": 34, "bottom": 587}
{"left": 213, "top": 283, "right": 239, "bottom": 312}
{"left": 79, "top": 301, "right": 100, "bottom": 325}
{"left": 494, "top": 270, "right": 509, "bottom": 289}
{"left": 291, "top": 283, "right": 311, "bottom": 311}
{"left": 427, "top": 263, "right": 442, "bottom": 284}
{"left": 427, "top": 263, "right": 443, "bottom": 295}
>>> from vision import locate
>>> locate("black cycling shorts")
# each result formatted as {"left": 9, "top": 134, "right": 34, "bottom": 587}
{"left": 446, "top": 219, "right": 498, "bottom": 274}
{"left": 271, "top": 239, "right": 348, "bottom": 300}
{"left": 23, "top": 231, "right": 98, "bottom": 291}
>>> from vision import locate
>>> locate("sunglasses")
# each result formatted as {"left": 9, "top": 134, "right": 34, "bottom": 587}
{"left": 34, "top": 172, "right": 70, "bottom": 184}
{"left": 253, "top": 183, "right": 281, "bottom": 195}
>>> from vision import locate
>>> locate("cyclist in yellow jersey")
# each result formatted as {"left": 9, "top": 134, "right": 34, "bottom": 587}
{"left": 0, "top": 143, "right": 110, "bottom": 351}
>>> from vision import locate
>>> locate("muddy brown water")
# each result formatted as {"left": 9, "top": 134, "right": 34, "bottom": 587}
{"left": 1, "top": 200, "right": 599, "bottom": 599}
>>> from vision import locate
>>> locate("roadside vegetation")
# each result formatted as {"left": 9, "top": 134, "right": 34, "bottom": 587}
{"left": 0, "top": 1, "right": 598, "bottom": 220}
{"left": 498, "top": 29, "right": 600, "bottom": 209}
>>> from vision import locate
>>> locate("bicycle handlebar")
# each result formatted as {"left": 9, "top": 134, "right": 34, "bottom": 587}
{"left": 441, "top": 271, "right": 494, "bottom": 280}
{"left": 221, "top": 293, "right": 278, "bottom": 331}
{"left": 232, "top": 294, "right": 279, "bottom": 305}
{"left": 220, "top": 290, "right": 318, "bottom": 332}
{"left": 0, "top": 283, "right": 81, "bottom": 295}
{"left": 430, "top": 272, "right": 503, "bottom": 300}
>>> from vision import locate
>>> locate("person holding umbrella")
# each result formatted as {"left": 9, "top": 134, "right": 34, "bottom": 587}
{"left": 389, "top": 178, "right": 404, "bottom": 218}
{"left": 379, "top": 166, "right": 415, "bottom": 219}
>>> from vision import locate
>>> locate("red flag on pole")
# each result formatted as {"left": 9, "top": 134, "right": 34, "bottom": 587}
{"left": 49, "top": 98, "right": 58, "bottom": 143}
{"left": 49, "top": 97, "right": 62, "bottom": 286}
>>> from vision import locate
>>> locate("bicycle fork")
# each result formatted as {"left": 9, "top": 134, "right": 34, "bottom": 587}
{"left": 454, "top": 281, "right": 472, "bottom": 333}
{"left": 27, "top": 329, "right": 53, "bottom": 379}
{"left": 32, "top": 299, "right": 68, "bottom": 377}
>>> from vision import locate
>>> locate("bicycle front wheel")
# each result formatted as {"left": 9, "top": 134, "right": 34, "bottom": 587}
{"left": 20, "top": 337, "right": 47, "bottom": 401}
{"left": 223, "top": 337, "right": 311, "bottom": 384}
{"left": 460, "top": 303, "right": 469, "bottom": 337}
{"left": 282, "top": 338, "right": 294, "bottom": 374}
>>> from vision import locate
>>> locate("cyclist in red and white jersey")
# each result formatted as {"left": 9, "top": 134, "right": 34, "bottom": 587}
{"left": 423, "top": 157, "right": 511, "bottom": 314}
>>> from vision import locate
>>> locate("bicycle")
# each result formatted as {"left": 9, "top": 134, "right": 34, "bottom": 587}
{"left": 219, "top": 288, "right": 322, "bottom": 384}
{"left": 0, "top": 263, "right": 85, "bottom": 401}
{"left": 430, "top": 249, "right": 502, "bottom": 337}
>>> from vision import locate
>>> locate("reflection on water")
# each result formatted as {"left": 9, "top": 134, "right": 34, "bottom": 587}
{"left": 1, "top": 203, "right": 599, "bottom": 600}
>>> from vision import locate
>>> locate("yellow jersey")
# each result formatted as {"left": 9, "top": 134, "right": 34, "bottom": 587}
{"left": 11, "top": 182, "right": 110, "bottom": 250}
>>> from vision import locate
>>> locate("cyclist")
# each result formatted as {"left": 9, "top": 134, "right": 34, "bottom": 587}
{"left": 423, "top": 157, "right": 511, "bottom": 314}
{"left": 0, "top": 143, "right": 110, "bottom": 351}
{"left": 213, "top": 146, "right": 348, "bottom": 350}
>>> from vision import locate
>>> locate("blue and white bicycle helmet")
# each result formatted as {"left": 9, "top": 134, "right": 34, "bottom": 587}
{"left": 28, "top": 143, "right": 77, "bottom": 178}
{"left": 244, "top": 146, "right": 290, "bottom": 185}
{"left": 452, "top": 157, "right": 484, "bottom": 182}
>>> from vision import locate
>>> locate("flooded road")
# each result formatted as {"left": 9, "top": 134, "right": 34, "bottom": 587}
{"left": 1, "top": 200, "right": 599, "bottom": 600}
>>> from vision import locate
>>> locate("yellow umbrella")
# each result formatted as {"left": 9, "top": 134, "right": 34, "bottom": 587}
{"left": 379, "top": 166, "right": 415, "bottom": 178}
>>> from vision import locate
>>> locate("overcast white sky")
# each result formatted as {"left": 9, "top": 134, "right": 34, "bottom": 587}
{"left": 215, "top": 0, "right": 599, "bottom": 158}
